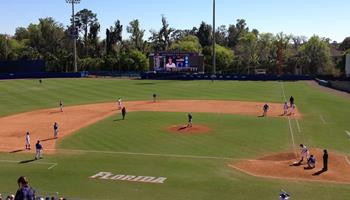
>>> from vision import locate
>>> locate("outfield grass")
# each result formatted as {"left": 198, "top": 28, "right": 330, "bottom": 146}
{"left": 0, "top": 79, "right": 349, "bottom": 199}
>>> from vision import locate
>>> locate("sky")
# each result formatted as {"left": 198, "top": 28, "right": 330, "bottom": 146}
{"left": 0, "top": 0, "right": 349, "bottom": 42}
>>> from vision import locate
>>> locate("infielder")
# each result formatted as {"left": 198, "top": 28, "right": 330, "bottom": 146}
{"left": 35, "top": 140, "right": 43, "bottom": 160}
{"left": 263, "top": 104, "right": 269, "bottom": 117}
{"left": 187, "top": 113, "right": 193, "bottom": 127}
{"left": 53, "top": 122, "right": 59, "bottom": 138}
{"left": 299, "top": 144, "right": 310, "bottom": 164}
{"left": 25, "top": 132, "right": 31, "bottom": 150}
{"left": 153, "top": 93, "right": 157, "bottom": 102}
{"left": 283, "top": 102, "right": 289, "bottom": 115}
{"left": 59, "top": 100, "right": 63, "bottom": 112}
{"left": 117, "top": 98, "right": 122, "bottom": 110}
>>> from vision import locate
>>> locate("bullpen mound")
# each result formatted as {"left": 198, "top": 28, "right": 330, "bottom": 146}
{"left": 166, "top": 125, "right": 211, "bottom": 134}
{"left": 230, "top": 149, "right": 350, "bottom": 184}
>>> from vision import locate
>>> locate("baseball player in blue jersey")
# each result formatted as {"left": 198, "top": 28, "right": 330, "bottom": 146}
{"left": 35, "top": 140, "right": 43, "bottom": 160}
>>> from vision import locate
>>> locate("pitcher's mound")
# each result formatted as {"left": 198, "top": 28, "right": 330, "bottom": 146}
{"left": 230, "top": 149, "right": 350, "bottom": 184}
{"left": 166, "top": 125, "right": 211, "bottom": 134}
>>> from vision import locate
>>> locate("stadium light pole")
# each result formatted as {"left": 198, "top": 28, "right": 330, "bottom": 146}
{"left": 212, "top": 0, "right": 216, "bottom": 75}
{"left": 66, "top": 0, "right": 81, "bottom": 72}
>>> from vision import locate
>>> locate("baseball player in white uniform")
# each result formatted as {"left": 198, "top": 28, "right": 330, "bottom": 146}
{"left": 25, "top": 132, "right": 31, "bottom": 150}
{"left": 117, "top": 98, "right": 122, "bottom": 110}
{"left": 299, "top": 144, "right": 310, "bottom": 164}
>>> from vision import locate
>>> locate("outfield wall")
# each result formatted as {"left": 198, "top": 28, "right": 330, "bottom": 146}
{"left": 0, "top": 72, "right": 84, "bottom": 80}
{"left": 141, "top": 72, "right": 312, "bottom": 81}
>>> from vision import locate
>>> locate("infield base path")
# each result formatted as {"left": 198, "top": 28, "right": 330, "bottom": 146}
{"left": 0, "top": 100, "right": 301, "bottom": 153}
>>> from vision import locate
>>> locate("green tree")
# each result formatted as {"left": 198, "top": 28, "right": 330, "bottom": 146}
{"left": 74, "top": 9, "right": 99, "bottom": 45}
{"left": 106, "top": 20, "right": 123, "bottom": 55}
{"left": 127, "top": 19, "right": 145, "bottom": 51}
{"left": 227, "top": 19, "right": 249, "bottom": 48}
{"left": 196, "top": 22, "right": 212, "bottom": 47}
{"left": 215, "top": 25, "right": 228, "bottom": 46}
{"left": 237, "top": 32, "right": 258, "bottom": 74}
{"left": 203, "top": 44, "right": 234, "bottom": 73}
{"left": 300, "top": 35, "right": 333, "bottom": 75}
{"left": 169, "top": 35, "right": 202, "bottom": 53}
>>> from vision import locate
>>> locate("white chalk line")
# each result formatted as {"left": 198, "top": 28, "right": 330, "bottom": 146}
{"left": 229, "top": 164, "right": 350, "bottom": 185}
{"left": 345, "top": 156, "right": 350, "bottom": 166}
{"left": 320, "top": 115, "right": 327, "bottom": 124}
{"left": 346, "top": 131, "right": 350, "bottom": 141}
{"left": 280, "top": 82, "right": 297, "bottom": 156}
{"left": 295, "top": 119, "right": 301, "bottom": 133}
{"left": 0, "top": 159, "right": 58, "bottom": 170}
{"left": 45, "top": 148, "right": 238, "bottom": 161}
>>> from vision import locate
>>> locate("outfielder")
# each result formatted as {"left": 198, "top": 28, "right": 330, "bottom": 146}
{"left": 25, "top": 132, "right": 31, "bottom": 150}
{"left": 59, "top": 100, "right": 63, "bottom": 112}
{"left": 35, "top": 140, "right": 43, "bottom": 159}
{"left": 53, "top": 122, "right": 59, "bottom": 138}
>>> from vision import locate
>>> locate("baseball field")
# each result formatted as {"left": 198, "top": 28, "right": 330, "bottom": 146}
{"left": 0, "top": 78, "right": 350, "bottom": 199}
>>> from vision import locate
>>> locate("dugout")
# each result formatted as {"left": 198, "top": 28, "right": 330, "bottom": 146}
{"left": 149, "top": 52, "right": 204, "bottom": 73}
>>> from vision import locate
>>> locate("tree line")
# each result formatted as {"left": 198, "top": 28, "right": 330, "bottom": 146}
{"left": 0, "top": 9, "right": 350, "bottom": 75}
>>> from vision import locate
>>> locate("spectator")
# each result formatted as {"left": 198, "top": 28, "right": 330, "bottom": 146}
{"left": 14, "top": 176, "right": 35, "bottom": 200}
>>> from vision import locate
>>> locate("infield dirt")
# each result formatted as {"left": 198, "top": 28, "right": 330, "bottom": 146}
{"left": 0, "top": 100, "right": 300, "bottom": 152}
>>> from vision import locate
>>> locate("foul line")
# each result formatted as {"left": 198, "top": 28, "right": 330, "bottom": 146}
{"left": 295, "top": 119, "right": 301, "bottom": 133}
{"left": 0, "top": 159, "right": 58, "bottom": 170}
{"left": 229, "top": 164, "right": 350, "bottom": 185}
{"left": 320, "top": 115, "right": 327, "bottom": 124}
{"left": 345, "top": 156, "right": 350, "bottom": 166}
{"left": 280, "top": 82, "right": 297, "bottom": 156}
{"left": 46, "top": 148, "right": 238, "bottom": 161}
{"left": 346, "top": 131, "right": 350, "bottom": 141}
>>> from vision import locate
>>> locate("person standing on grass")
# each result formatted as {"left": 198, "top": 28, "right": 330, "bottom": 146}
{"left": 153, "top": 93, "right": 157, "bottom": 102}
{"left": 15, "top": 176, "right": 35, "bottom": 200}
{"left": 35, "top": 141, "right": 43, "bottom": 160}
{"left": 121, "top": 107, "right": 126, "bottom": 120}
{"left": 59, "top": 100, "right": 63, "bottom": 112}
{"left": 323, "top": 149, "right": 328, "bottom": 171}
{"left": 187, "top": 113, "right": 193, "bottom": 127}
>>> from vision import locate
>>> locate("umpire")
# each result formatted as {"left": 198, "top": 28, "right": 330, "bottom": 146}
{"left": 322, "top": 149, "right": 328, "bottom": 171}
{"left": 121, "top": 107, "right": 126, "bottom": 120}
